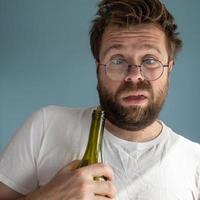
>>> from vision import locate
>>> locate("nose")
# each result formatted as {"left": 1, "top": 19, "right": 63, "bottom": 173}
{"left": 124, "top": 65, "right": 144, "bottom": 82}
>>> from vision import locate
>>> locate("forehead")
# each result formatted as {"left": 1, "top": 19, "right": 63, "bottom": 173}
{"left": 100, "top": 24, "right": 168, "bottom": 58}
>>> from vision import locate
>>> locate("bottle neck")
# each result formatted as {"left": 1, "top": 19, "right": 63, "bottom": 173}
{"left": 85, "top": 112, "right": 104, "bottom": 155}
{"left": 86, "top": 116, "right": 104, "bottom": 154}
{"left": 79, "top": 109, "right": 105, "bottom": 167}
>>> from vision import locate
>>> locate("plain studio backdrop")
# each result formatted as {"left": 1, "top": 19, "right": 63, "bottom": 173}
{"left": 0, "top": 0, "right": 199, "bottom": 152}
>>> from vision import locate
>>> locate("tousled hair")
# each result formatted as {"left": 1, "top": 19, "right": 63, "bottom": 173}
{"left": 90, "top": 0, "right": 182, "bottom": 61}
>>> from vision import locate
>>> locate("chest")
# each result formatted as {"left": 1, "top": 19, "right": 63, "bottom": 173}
{"left": 102, "top": 142, "right": 198, "bottom": 200}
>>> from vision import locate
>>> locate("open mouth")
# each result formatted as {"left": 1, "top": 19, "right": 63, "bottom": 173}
{"left": 121, "top": 93, "right": 148, "bottom": 105}
{"left": 123, "top": 95, "right": 147, "bottom": 101}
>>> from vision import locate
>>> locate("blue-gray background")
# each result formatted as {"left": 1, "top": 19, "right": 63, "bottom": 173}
{"left": 0, "top": 0, "right": 199, "bottom": 152}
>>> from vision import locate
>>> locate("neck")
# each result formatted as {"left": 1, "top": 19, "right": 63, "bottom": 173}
{"left": 105, "top": 120, "right": 163, "bottom": 142}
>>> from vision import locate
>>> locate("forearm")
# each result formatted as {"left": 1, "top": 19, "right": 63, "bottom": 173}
{"left": 16, "top": 188, "right": 44, "bottom": 200}
{"left": 17, "top": 188, "right": 45, "bottom": 200}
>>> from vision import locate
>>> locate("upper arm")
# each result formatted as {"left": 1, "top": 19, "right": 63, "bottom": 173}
{"left": 0, "top": 182, "right": 24, "bottom": 200}
{"left": 0, "top": 109, "right": 44, "bottom": 195}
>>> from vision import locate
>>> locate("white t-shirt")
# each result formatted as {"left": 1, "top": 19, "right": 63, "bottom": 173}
{"left": 0, "top": 106, "right": 200, "bottom": 200}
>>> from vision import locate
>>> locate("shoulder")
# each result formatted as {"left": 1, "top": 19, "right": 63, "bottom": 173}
{"left": 41, "top": 105, "right": 94, "bottom": 124}
{"left": 177, "top": 134, "right": 200, "bottom": 158}
{"left": 37, "top": 105, "right": 96, "bottom": 138}
{"left": 164, "top": 123, "right": 200, "bottom": 160}
{"left": 15, "top": 105, "right": 95, "bottom": 142}
{"left": 42, "top": 105, "right": 94, "bottom": 117}
{"left": 18, "top": 105, "right": 94, "bottom": 129}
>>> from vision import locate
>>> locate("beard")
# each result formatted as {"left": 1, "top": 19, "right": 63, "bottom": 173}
{"left": 97, "top": 79, "right": 169, "bottom": 131}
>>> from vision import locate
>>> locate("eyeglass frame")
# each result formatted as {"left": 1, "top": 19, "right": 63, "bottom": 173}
{"left": 98, "top": 58, "right": 169, "bottom": 81}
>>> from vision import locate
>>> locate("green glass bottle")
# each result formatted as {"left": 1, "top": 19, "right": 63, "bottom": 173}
{"left": 78, "top": 107, "right": 105, "bottom": 180}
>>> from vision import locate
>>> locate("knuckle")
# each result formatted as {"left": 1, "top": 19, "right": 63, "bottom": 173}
{"left": 100, "top": 164, "right": 114, "bottom": 177}
{"left": 107, "top": 182, "right": 117, "bottom": 197}
{"left": 74, "top": 169, "right": 84, "bottom": 178}
{"left": 79, "top": 180, "right": 88, "bottom": 191}
{"left": 99, "top": 163, "right": 110, "bottom": 171}
{"left": 102, "top": 163, "right": 110, "bottom": 169}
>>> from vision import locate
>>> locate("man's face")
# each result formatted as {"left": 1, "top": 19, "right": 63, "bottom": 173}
{"left": 97, "top": 24, "right": 173, "bottom": 131}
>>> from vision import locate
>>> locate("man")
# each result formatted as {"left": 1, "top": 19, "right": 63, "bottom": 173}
{"left": 0, "top": 0, "right": 200, "bottom": 199}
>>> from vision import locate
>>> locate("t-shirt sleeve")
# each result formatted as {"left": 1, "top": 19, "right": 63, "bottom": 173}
{"left": 0, "top": 108, "right": 44, "bottom": 195}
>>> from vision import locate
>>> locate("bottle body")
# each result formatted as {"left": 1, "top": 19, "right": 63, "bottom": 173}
{"left": 79, "top": 107, "right": 105, "bottom": 168}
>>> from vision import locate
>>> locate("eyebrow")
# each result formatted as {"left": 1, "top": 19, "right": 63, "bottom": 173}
{"left": 140, "top": 44, "right": 162, "bottom": 54}
{"left": 102, "top": 44, "right": 124, "bottom": 58}
{"left": 102, "top": 43, "right": 162, "bottom": 58}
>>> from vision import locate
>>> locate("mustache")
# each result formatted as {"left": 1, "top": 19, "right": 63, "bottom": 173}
{"left": 117, "top": 80, "right": 152, "bottom": 94}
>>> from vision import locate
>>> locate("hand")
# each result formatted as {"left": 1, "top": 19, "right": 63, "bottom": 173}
{"left": 26, "top": 160, "right": 117, "bottom": 200}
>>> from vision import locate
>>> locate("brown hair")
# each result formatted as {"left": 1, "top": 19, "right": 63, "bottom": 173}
{"left": 90, "top": 0, "right": 182, "bottom": 61}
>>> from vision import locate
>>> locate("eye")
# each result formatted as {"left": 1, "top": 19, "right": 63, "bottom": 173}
{"left": 110, "top": 58, "right": 125, "bottom": 65}
{"left": 143, "top": 58, "right": 157, "bottom": 65}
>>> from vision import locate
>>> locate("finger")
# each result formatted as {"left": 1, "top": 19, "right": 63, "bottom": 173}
{"left": 58, "top": 160, "right": 81, "bottom": 175}
{"left": 93, "top": 180, "right": 117, "bottom": 199}
{"left": 78, "top": 163, "right": 114, "bottom": 181}
{"left": 95, "top": 194, "right": 114, "bottom": 200}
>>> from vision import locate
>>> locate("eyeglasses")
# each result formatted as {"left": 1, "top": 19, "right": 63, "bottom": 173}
{"left": 98, "top": 58, "right": 169, "bottom": 81}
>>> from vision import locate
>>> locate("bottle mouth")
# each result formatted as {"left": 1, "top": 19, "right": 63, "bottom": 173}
{"left": 93, "top": 107, "right": 105, "bottom": 118}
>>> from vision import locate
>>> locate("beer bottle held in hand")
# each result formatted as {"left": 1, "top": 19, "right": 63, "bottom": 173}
{"left": 78, "top": 107, "right": 106, "bottom": 180}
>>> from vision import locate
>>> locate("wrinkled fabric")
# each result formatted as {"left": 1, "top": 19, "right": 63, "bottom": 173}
{"left": 0, "top": 106, "right": 199, "bottom": 199}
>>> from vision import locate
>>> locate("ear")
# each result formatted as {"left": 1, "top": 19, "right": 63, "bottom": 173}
{"left": 95, "top": 59, "right": 100, "bottom": 76}
{"left": 168, "top": 59, "right": 174, "bottom": 72}
{"left": 95, "top": 59, "right": 99, "bottom": 67}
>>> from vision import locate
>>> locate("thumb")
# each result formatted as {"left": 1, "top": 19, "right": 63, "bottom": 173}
{"left": 66, "top": 160, "right": 80, "bottom": 171}
{"left": 57, "top": 160, "right": 80, "bottom": 175}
